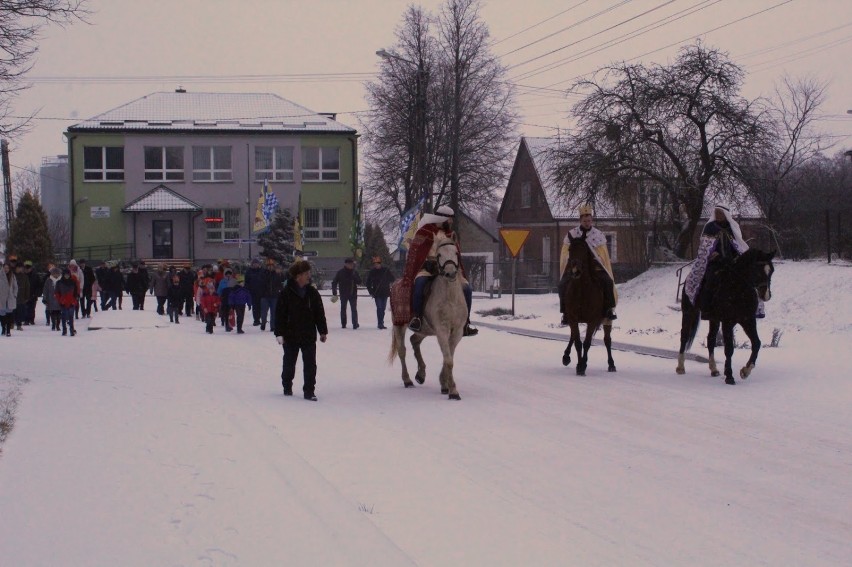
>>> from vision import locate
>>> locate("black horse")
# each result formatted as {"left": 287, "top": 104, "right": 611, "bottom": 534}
{"left": 559, "top": 234, "right": 616, "bottom": 375}
{"left": 676, "top": 248, "right": 776, "bottom": 385}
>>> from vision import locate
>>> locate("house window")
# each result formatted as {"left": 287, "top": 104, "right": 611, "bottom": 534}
{"left": 521, "top": 181, "right": 531, "bottom": 208}
{"left": 304, "top": 207, "right": 338, "bottom": 240}
{"left": 255, "top": 146, "right": 294, "bottom": 182}
{"left": 604, "top": 233, "right": 617, "bottom": 263}
{"left": 205, "top": 208, "right": 240, "bottom": 241}
{"left": 83, "top": 146, "right": 124, "bottom": 181}
{"left": 144, "top": 146, "right": 184, "bottom": 181}
{"left": 193, "top": 146, "right": 232, "bottom": 182}
{"left": 302, "top": 147, "right": 340, "bottom": 181}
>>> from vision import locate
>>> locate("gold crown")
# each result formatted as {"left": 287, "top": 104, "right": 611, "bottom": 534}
{"left": 578, "top": 204, "right": 594, "bottom": 216}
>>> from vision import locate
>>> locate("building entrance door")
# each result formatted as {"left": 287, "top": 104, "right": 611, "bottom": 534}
{"left": 152, "top": 220, "right": 173, "bottom": 259}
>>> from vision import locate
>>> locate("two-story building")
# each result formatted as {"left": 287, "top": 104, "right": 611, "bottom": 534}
{"left": 66, "top": 89, "right": 358, "bottom": 272}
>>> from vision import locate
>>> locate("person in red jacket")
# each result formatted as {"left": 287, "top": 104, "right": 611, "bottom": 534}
{"left": 403, "top": 205, "right": 477, "bottom": 336}
{"left": 54, "top": 268, "right": 79, "bottom": 336}
{"left": 199, "top": 283, "right": 221, "bottom": 334}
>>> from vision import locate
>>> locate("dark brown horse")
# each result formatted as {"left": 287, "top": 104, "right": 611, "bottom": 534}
{"left": 559, "top": 233, "right": 616, "bottom": 375}
{"left": 676, "top": 248, "right": 776, "bottom": 385}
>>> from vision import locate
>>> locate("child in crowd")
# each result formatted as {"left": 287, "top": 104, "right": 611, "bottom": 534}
{"left": 54, "top": 268, "right": 79, "bottom": 336}
{"left": 200, "top": 283, "right": 220, "bottom": 334}
{"left": 228, "top": 276, "right": 253, "bottom": 334}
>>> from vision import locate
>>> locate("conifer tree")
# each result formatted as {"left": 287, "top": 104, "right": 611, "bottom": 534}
{"left": 7, "top": 191, "right": 53, "bottom": 266}
{"left": 362, "top": 222, "right": 392, "bottom": 269}
{"left": 256, "top": 208, "right": 295, "bottom": 268}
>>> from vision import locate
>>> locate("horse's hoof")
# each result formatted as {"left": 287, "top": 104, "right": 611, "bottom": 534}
{"left": 725, "top": 377, "right": 736, "bottom": 385}
{"left": 608, "top": 365, "right": 617, "bottom": 372}
{"left": 562, "top": 355, "right": 571, "bottom": 366}
{"left": 576, "top": 369, "right": 585, "bottom": 376}
{"left": 676, "top": 367, "right": 685, "bottom": 375}
{"left": 448, "top": 393, "right": 461, "bottom": 400}
{"left": 740, "top": 367, "right": 752, "bottom": 379}
{"left": 415, "top": 373, "right": 425, "bottom": 385}
{"left": 404, "top": 382, "right": 415, "bottom": 388}
{"left": 711, "top": 370, "right": 720, "bottom": 377}
{"left": 440, "top": 388, "right": 449, "bottom": 395}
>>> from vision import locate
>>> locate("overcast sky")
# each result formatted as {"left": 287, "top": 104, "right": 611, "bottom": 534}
{"left": 9, "top": 0, "right": 852, "bottom": 177}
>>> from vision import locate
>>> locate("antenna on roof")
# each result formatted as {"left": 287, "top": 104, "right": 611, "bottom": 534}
{"left": 175, "top": 86, "right": 186, "bottom": 93}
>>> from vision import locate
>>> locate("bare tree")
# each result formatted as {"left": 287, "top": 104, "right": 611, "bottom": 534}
{"left": 362, "top": 6, "right": 435, "bottom": 229}
{"left": 550, "top": 43, "right": 769, "bottom": 257}
{"left": 12, "top": 166, "right": 40, "bottom": 204}
{"left": 48, "top": 210, "right": 70, "bottom": 250}
{"left": 362, "top": 0, "right": 517, "bottom": 236}
{"left": 1, "top": 1, "right": 90, "bottom": 139}
{"left": 434, "top": 0, "right": 517, "bottom": 218}
{"left": 740, "top": 75, "right": 830, "bottom": 232}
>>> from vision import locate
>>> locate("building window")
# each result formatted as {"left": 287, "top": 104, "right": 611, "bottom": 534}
{"left": 144, "top": 146, "right": 184, "bottom": 181}
{"left": 302, "top": 147, "right": 340, "bottom": 181}
{"left": 521, "top": 181, "right": 531, "bottom": 208}
{"left": 605, "top": 233, "right": 617, "bottom": 263}
{"left": 83, "top": 146, "right": 124, "bottom": 181}
{"left": 255, "top": 146, "right": 294, "bottom": 182}
{"left": 205, "top": 208, "right": 240, "bottom": 241}
{"left": 304, "top": 207, "right": 337, "bottom": 240}
{"left": 193, "top": 146, "right": 232, "bottom": 182}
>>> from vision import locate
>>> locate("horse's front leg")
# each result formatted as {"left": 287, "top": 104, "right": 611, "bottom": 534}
{"left": 676, "top": 299, "right": 699, "bottom": 374}
{"left": 410, "top": 333, "right": 427, "bottom": 385}
{"left": 721, "top": 321, "right": 736, "bottom": 385}
{"left": 562, "top": 333, "right": 574, "bottom": 366}
{"left": 707, "top": 319, "right": 721, "bottom": 377}
{"left": 577, "top": 324, "right": 593, "bottom": 376}
{"left": 439, "top": 331, "right": 462, "bottom": 400}
{"left": 603, "top": 323, "right": 616, "bottom": 372}
{"left": 739, "top": 319, "right": 761, "bottom": 379}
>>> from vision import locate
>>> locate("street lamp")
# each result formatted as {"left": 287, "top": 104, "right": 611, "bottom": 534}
{"left": 376, "top": 48, "right": 430, "bottom": 213}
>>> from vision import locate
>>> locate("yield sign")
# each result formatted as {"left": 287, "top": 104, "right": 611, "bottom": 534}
{"left": 499, "top": 228, "right": 531, "bottom": 258}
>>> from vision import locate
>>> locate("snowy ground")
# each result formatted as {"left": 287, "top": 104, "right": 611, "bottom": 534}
{"left": 1, "top": 260, "right": 850, "bottom": 566}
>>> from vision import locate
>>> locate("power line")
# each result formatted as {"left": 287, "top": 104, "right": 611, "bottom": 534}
{"left": 541, "top": 0, "right": 796, "bottom": 89}
{"left": 492, "top": 0, "right": 592, "bottom": 46}
{"left": 512, "top": 0, "right": 720, "bottom": 83}
{"left": 501, "top": 0, "right": 637, "bottom": 60}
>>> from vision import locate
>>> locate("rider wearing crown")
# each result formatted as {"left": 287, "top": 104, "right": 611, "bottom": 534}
{"left": 403, "top": 205, "right": 478, "bottom": 337}
{"left": 558, "top": 204, "right": 618, "bottom": 322}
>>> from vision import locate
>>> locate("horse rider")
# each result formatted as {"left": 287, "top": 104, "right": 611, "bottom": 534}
{"left": 558, "top": 204, "right": 618, "bottom": 322}
{"left": 683, "top": 203, "right": 753, "bottom": 319}
{"left": 404, "top": 205, "right": 478, "bottom": 337}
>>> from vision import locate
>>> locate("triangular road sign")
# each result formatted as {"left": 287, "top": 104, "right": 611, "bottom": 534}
{"left": 499, "top": 228, "right": 531, "bottom": 257}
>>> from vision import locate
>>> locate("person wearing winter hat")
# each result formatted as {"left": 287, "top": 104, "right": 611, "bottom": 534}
{"left": 42, "top": 267, "right": 63, "bottom": 331}
{"left": 331, "top": 258, "right": 362, "bottom": 329}
{"left": 67, "top": 259, "right": 84, "bottom": 319}
{"left": 274, "top": 260, "right": 328, "bottom": 401}
{"left": 228, "top": 276, "right": 253, "bottom": 333}
{"left": 366, "top": 255, "right": 395, "bottom": 329}
{"left": 54, "top": 268, "right": 79, "bottom": 336}
{"left": 402, "top": 205, "right": 478, "bottom": 336}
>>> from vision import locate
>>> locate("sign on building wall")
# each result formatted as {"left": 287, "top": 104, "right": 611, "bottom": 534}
{"left": 90, "top": 206, "right": 110, "bottom": 219}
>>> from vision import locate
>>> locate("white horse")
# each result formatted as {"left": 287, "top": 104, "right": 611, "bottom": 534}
{"left": 388, "top": 235, "right": 468, "bottom": 400}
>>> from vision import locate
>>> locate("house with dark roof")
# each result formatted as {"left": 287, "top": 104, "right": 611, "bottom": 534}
{"left": 66, "top": 89, "right": 358, "bottom": 270}
{"left": 497, "top": 137, "right": 767, "bottom": 288}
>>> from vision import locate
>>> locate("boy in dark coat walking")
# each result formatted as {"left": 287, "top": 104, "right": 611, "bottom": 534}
{"left": 274, "top": 260, "right": 328, "bottom": 401}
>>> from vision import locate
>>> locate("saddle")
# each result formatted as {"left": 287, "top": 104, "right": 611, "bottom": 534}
{"left": 390, "top": 276, "right": 436, "bottom": 327}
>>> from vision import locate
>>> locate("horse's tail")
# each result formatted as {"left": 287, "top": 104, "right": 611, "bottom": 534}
{"left": 387, "top": 325, "right": 401, "bottom": 365}
{"left": 683, "top": 295, "right": 701, "bottom": 351}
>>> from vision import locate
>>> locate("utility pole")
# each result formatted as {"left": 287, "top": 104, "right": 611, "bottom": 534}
{"left": 1, "top": 139, "right": 14, "bottom": 229}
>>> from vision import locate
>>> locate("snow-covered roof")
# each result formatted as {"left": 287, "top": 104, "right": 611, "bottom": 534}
{"left": 122, "top": 185, "right": 202, "bottom": 212}
{"left": 69, "top": 92, "right": 356, "bottom": 134}
{"left": 523, "top": 136, "right": 626, "bottom": 220}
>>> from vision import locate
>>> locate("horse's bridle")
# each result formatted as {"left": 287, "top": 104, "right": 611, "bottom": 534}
{"left": 436, "top": 240, "right": 460, "bottom": 281}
